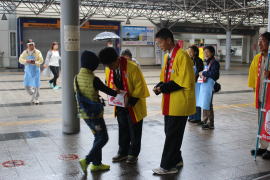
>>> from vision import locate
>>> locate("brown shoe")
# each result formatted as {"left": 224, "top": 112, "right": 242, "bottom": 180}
{"left": 126, "top": 155, "right": 138, "bottom": 164}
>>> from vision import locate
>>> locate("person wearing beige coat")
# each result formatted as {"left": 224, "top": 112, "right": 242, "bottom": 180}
{"left": 19, "top": 40, "right": 43, "bottom": 104}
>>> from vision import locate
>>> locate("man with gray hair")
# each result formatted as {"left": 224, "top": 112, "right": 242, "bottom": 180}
{"left": 19, "top": 39, "right": 44, "bottom": 104}
{"left": 121, "top": 49, "right": 140, "bottom": 66}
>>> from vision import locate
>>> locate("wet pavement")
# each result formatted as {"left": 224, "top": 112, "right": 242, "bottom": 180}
{"left": 0, "top": 63, "right": 270, "bottom": 180}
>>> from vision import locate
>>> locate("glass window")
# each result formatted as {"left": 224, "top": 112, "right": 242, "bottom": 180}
{"left": 10, "top": 32, "right": 16, "bottom": 57}
{"left": 220, "top": 38, "right": 242, "bottom": 46}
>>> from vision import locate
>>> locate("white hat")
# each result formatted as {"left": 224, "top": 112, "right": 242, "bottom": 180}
{"left": 27, "top": 39, "right": 35, "bottom": 45}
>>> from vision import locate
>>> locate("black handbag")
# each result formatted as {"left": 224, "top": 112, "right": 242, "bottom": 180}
{"left": 214, "top": 82, "right": 221, "bottom": 93}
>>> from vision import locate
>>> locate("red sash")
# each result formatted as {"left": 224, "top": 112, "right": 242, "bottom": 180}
{"left": 163, "top": 44, "right": 180, "bottom": 115}
{"left": 257, "top": 55, "right": 270, "bottom": 142}
{"left": 107, "top": 57, "right": 138, "bottom": 123}
{"left": 255, "top": 55, "right": 263, "bottom": 109}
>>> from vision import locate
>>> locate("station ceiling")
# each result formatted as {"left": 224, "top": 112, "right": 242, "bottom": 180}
{"left": 0, "top": 0, "right": 268, "bottom": 27}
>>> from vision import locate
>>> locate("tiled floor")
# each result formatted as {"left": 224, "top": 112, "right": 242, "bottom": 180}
{"left": 0, "top": 63, "right": 270, "bottom": 180}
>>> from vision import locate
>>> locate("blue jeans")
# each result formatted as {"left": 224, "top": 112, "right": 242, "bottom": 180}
{"left": 188, "top": 107, "right": 201, "bottom": 121}
{"left": 84, "top": 118, "right": 108, "bottom": 165}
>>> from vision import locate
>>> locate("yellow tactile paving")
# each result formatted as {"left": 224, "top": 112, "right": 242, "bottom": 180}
{"left": 0, "top": 102, "right": 254, "bottom": 127}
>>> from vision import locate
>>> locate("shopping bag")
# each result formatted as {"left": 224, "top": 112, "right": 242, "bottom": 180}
{"left": 42, "top": 67, "right": 52, "bottom": 77}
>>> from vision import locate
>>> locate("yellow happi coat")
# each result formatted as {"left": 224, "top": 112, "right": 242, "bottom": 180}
{"left": 160, "top": 47, "right": 196, "bottom": 116}
{"left": 105, "top": 58, "right": 150, "bottom": 123}
{"left": 248, "top": 53, "right": 261, "bottom": 105}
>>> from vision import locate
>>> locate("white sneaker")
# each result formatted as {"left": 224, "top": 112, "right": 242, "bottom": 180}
{"left": 34, "top": 100, "right": 39, "bottom": 104}
{"left": 53, "top": 85, "right": 60, "bottom": 90}
{"left": 152, "top": 167, "right": 178, "bottom": 175}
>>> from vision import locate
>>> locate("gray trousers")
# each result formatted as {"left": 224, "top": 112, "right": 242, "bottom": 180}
{"left": 260, "top": 139, "right": 270, "bottom": 151}
{"left": 25, "top": 86, "right": 40, "bottom": 101}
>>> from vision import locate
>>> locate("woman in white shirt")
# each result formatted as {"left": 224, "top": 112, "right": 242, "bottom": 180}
{"left": 44, "top": 42, "right": 61, "bottom": 89}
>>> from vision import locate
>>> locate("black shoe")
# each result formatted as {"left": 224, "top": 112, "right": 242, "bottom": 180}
{"left": 202, "top": 124, "right": 214, "bottom": 130}
{"left": 126, "top": 155, "right": 138, "bottom": 164}
{"left": 189, "top": 119, "right": 201, "bottom": 123}
{"left": 175, "top": 161, "right": 183, "bottom": 169}
{"left": 112, "top": 154, "right": 128, "bottom": 162}
{"left": 251, "top": 148, "right": 267, "bottom": 156}
{"left": 262, "top": 151, "right": 270, "bottom": 159}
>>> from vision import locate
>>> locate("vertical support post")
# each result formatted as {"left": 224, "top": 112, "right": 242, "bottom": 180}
{"left": 245, "top": 35, "right": 251, "bottom": 64}
{"left": 225, "top": 29, "right": 232, "bottom": 70}
{"left": 268, "top": 0, "right": 270, "bottom": 32}
{"left": 61, "top": 0, "right": 80, "bottom": 134}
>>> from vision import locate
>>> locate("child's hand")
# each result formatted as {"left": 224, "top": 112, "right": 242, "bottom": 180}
{"left": 153, "top": 87, "right": 161, "bottom": 95}
{"left": 116, "top": 88, "right": 121, "bottom": 94}
{"left": 199, "top": 71, "right": 203, "bottom": 77}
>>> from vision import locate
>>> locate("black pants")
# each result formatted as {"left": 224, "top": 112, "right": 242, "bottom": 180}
{"left": 160, "top": 116, "right": 187, "bottom": 170}
{"left": 84, "top": 118, "right": 109, "bottom": 165}
{"left": 116, "top": 107, "right": 143, "bottom": 157}
{"left": 49, "top": 66, "right": 59, "bottom": 87}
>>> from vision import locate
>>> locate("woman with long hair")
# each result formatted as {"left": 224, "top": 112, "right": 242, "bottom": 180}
{"left": 187, "top": 45, "right": 204, "bottom": 124}
{"left": 44, "top": 42, "right": 61, "bottom": 89}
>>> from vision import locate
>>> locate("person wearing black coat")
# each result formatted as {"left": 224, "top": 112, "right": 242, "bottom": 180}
{"left": 187, "top": 45, "right": 204, "bottom": 123}
{"left": 198, "top": 46, "right": 220, "bottom": 130}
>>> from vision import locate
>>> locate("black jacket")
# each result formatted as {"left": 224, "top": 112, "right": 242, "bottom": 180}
{"left": 193, "top": 57, "right": 204, "bottom": 81}
{"left": 202, "top": 58, "right": 220, "bottom": 81}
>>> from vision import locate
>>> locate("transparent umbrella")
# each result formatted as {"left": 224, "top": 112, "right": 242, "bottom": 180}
{"left": 93, "top": 32, "right": 120, "bottom": 41}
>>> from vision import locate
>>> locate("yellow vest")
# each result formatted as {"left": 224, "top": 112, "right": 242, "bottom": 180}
{"left": 105, "top": 60, "right": 150, "bottom": 122}
{"left": 160, "top": 48, "right": 196, "bottom": 116}
{"left": 74, "top": 68, "right": 102, "bottom": 119}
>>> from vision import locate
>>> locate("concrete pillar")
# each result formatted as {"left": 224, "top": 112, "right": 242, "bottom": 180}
{"left": 225, "top": 30, "right": 231, "bottom": 70}
{"left": 241, "top": 36, "right": 247, "bottom": 63}
{"left": 245, "top": 36, "right": 251, "bottom": 64}
{"left": 268, "top": 0, "right": 270, "bottom": 32}
{"left": 61, "top": 0, "right": 80, "bottom": 134}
